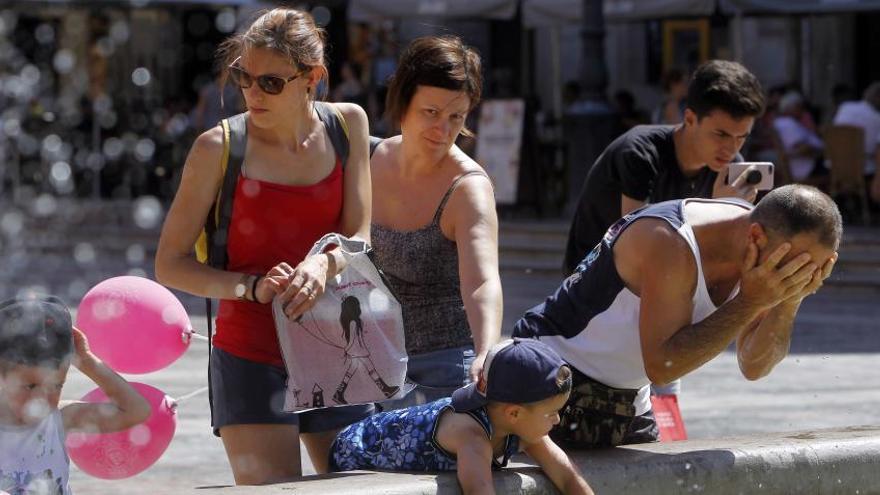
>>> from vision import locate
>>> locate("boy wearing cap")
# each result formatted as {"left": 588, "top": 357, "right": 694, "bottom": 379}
{"left": 0, "top": 295, "right": 150, "bottom": 494}
{"left": 329, "top": 338, "right": 593, "bottom": 495}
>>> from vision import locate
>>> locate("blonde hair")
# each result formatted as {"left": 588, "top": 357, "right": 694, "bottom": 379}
{"left": 217, "top": 8, "right": 328, "bottom": 99}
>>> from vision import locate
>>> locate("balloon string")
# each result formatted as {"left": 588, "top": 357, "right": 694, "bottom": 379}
{"left": 188, "top": 332, "right": 210, "bottom": 342}
{"left": 173, "top": 386, "right": 209, "bottom": 404}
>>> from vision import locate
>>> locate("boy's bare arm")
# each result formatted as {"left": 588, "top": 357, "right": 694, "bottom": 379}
{"left": 456, "top": 439, "right": 495, "bottom": 495}
{"left": 524, "top": 436, "right": 594, "bottom": 495}
{"left": 440, "top": 417, "right": 496, "bottom": 495}
{"left": 61, "top": 327, "right": 151, "bottom": 434}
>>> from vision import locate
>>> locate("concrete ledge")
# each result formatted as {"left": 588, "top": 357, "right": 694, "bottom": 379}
{"left": 188, "top": 426, "right": 880, "bottom": 494}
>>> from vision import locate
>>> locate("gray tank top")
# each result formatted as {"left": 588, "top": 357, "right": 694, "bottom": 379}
{"left": 371, "top": 171, "right": 486, "bottom": 355}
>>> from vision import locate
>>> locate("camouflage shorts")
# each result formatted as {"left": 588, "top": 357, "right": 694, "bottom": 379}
{"left": 550, "top": 368, "right": 659, "bottom": 448}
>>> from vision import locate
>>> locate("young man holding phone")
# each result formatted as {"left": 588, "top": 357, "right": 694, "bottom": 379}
{"left": 564, "top": 60, "right": 767, "bottom": 274}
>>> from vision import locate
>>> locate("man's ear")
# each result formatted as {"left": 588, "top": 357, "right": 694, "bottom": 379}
{"left": 749, "top": 222, "right": 769, "bottom": 249}
{"left": 682, "top": 108, "right": 697, "bottom": 128}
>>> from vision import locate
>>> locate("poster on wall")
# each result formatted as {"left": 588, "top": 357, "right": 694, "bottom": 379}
{"left": 476, "top": 99, "right": 525, "bottom": 205}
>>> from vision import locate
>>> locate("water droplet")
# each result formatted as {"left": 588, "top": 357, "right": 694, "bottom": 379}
{"left": 311, "top": 6, "right": 332, "bottom": 26}
{"left": 665, "top": 360, "right": 673, "bottom": 368}
{"left": 134, "top": 138, "right": 155, "bottom": 162}
{"left": 50, "top": 164, "right": 73, "bottom": 193}
{"left": 53, "top": 49, "right": 76, "bottom": 74}
{"left": 1, "top": 211, "right": 24, "bottom": 236}
{"left": 74, "top": 243, "right": 96, "bottom": 265}
{"left": 95, "top": 36, "right": 115, "bottom": 57}
{"left": 0, "top": 12, "right": 12, "bottom": 37}
{"left": 684, "top": 462, "right": 691, "bottom": 470}
{"left": 3, "top": 117, "right": 21, "bottom": 137}
{"left": 129, "top": 424, "right": 151, "bottom": 446}
{"left": 32, "top": 194, "right": 58, "bottom": 217}
{"left": 215, "top": 9, "right": 237, "bottom": 33}
{"left": 103, "top": 137, "right": 124, "bottom": 160}
{"left": 67, "top": 279, "right": 89, "bottom": 301}
{"left": 93, "top": 94, "right": 113, "bottom": 114}
{"left": 132, "top": 67, "right": 151, "bottom": 87}
{"left": 110, "top": 20, "right": 130, "bottom": 43}
{"left": 126, "top": 244, "right": 146, "bottom": 265}
{"left": 86, "top": 152, "right": 105, "bottom": 171}
{"left": 98, "top": 111, "right": 117, "bottom": 129}
{"left": 42, "top": 134, "right": 63, "bottom": 155}
{"left": 20, "top": 64, "right": 40, "bottom": 85}
{"left": 34, "top": 23, "right": 55, "bottom": 44}
{"left": 133, "top": 196, "right": 163, "bottom": 229}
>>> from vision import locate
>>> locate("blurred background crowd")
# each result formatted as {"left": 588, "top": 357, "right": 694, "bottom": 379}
{"left": 1, "top": 0, "right": 879, "bottom": 220}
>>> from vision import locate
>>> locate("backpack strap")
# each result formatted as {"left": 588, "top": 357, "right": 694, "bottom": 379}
{"left": 209, "top": 113, "right": 247, "bottom": 269}
{"left": 369, "top": 136, "right": 383, "bottom": 157}
{"left": 314, "top": 101, "right": 350, "bottom": 168}
{"left": 203, "top": 113, "right": 246, "bottom": 427}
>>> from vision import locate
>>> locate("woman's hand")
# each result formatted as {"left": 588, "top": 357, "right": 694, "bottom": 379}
{"left": 277, "top": 254, "right": 331, "bottom": 319}
{"left": 253, "top": 263, "right": 295, "bottom": 304}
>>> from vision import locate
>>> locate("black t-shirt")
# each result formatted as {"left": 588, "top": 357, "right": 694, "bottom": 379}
{"left": 563, "top": 125, "right": 722, "bottom": 273}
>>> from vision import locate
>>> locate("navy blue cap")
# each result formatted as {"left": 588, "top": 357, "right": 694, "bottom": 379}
{"left": 451, "top": 338, "right": 569, "bottom": 411}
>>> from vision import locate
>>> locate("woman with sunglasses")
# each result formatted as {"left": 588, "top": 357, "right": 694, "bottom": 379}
{"left": 155, "top": 8, "right": 371, "bottom": 484}
{"left": 370, "top": 36, "right": 502, "bottom": 410}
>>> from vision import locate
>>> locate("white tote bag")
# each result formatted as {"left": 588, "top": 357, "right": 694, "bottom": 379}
{"left": 273, "top": 233, "right": 409, "bottom": 411}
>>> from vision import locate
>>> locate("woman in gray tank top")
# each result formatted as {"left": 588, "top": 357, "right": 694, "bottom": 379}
{"left": 369, "top": 36, "right": 502, "bottom": 408}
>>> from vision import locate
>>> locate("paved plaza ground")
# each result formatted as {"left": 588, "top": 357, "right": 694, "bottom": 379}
{"left": 62, "top": 270, "right": 880, "bottom": 494}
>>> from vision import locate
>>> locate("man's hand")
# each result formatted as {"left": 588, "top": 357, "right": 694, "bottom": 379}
{"left": 782, "top": 252, "right": 838, "bottom": 307}
{"left": 713, "top": 164, "right": 758, "bottom": 203}
{"left": 738, "top": 241, "right": 818, "bottom": 313}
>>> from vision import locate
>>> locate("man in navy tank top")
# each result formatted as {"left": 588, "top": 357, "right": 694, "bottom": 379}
{"left": 514, "top": 185, "right": 841, "bottom": 448}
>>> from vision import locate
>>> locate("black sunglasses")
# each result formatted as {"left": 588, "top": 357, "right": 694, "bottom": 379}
{"left": 228, "top": 59, "right": 302, "bottom": 95}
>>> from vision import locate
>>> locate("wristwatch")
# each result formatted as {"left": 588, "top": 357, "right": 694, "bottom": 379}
{"left": 234, "top": 274, "right": 250, "bottom": 300}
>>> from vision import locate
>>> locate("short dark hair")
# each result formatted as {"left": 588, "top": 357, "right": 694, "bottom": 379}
{"left": 751, "top": 185, "right": 843, "bottom": 249}
{"left": 522, "top": 365, "right": 572, "bottom": 408}
{"left": 686, "top": 60, "right": 765, "bottom": 120}
{"left": 385, "top": 35, "right": 482, "bottom": 136}
{"left": 0, "top": 295, "right": 73, "bottom": 370}
{"left": 555, "top": 365, "right": 572, "bottom": 395}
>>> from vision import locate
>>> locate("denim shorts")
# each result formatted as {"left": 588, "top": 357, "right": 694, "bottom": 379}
{"left": 209, "top": 347, "right": 374, "bottom": 436}
{"left": 379, "top": 345, "right": 475, "bottom": 411}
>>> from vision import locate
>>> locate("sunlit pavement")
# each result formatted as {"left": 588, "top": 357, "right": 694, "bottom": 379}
{"left": 63, "top": 270, "right": 880, "bottom": 494}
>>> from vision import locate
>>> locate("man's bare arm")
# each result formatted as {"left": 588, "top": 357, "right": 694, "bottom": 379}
{"left": 630, "top": 226, "right": 816, "bottom": 384}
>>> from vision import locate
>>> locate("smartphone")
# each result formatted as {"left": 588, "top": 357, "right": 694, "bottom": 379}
{"left": 727, "top": 162, "right": 774, "bottom": 191}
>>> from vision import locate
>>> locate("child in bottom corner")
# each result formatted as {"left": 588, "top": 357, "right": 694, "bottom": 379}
{"left": 329, "top": 338, "right": 594, "bottom": 495}
{"left": 0, "top": 295, "right": 151, "bottom": 495}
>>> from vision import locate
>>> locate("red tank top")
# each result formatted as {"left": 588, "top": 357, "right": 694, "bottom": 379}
{"left": 213, "top": 160, "right": 343, "bottom": 366}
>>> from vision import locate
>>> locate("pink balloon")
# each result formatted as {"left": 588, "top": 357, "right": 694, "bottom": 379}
{"left": 66, "top": 382, "right": 177, "bottom": 480}
{"left": 76, "top": 276, "right": 192, "bottom": 374}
